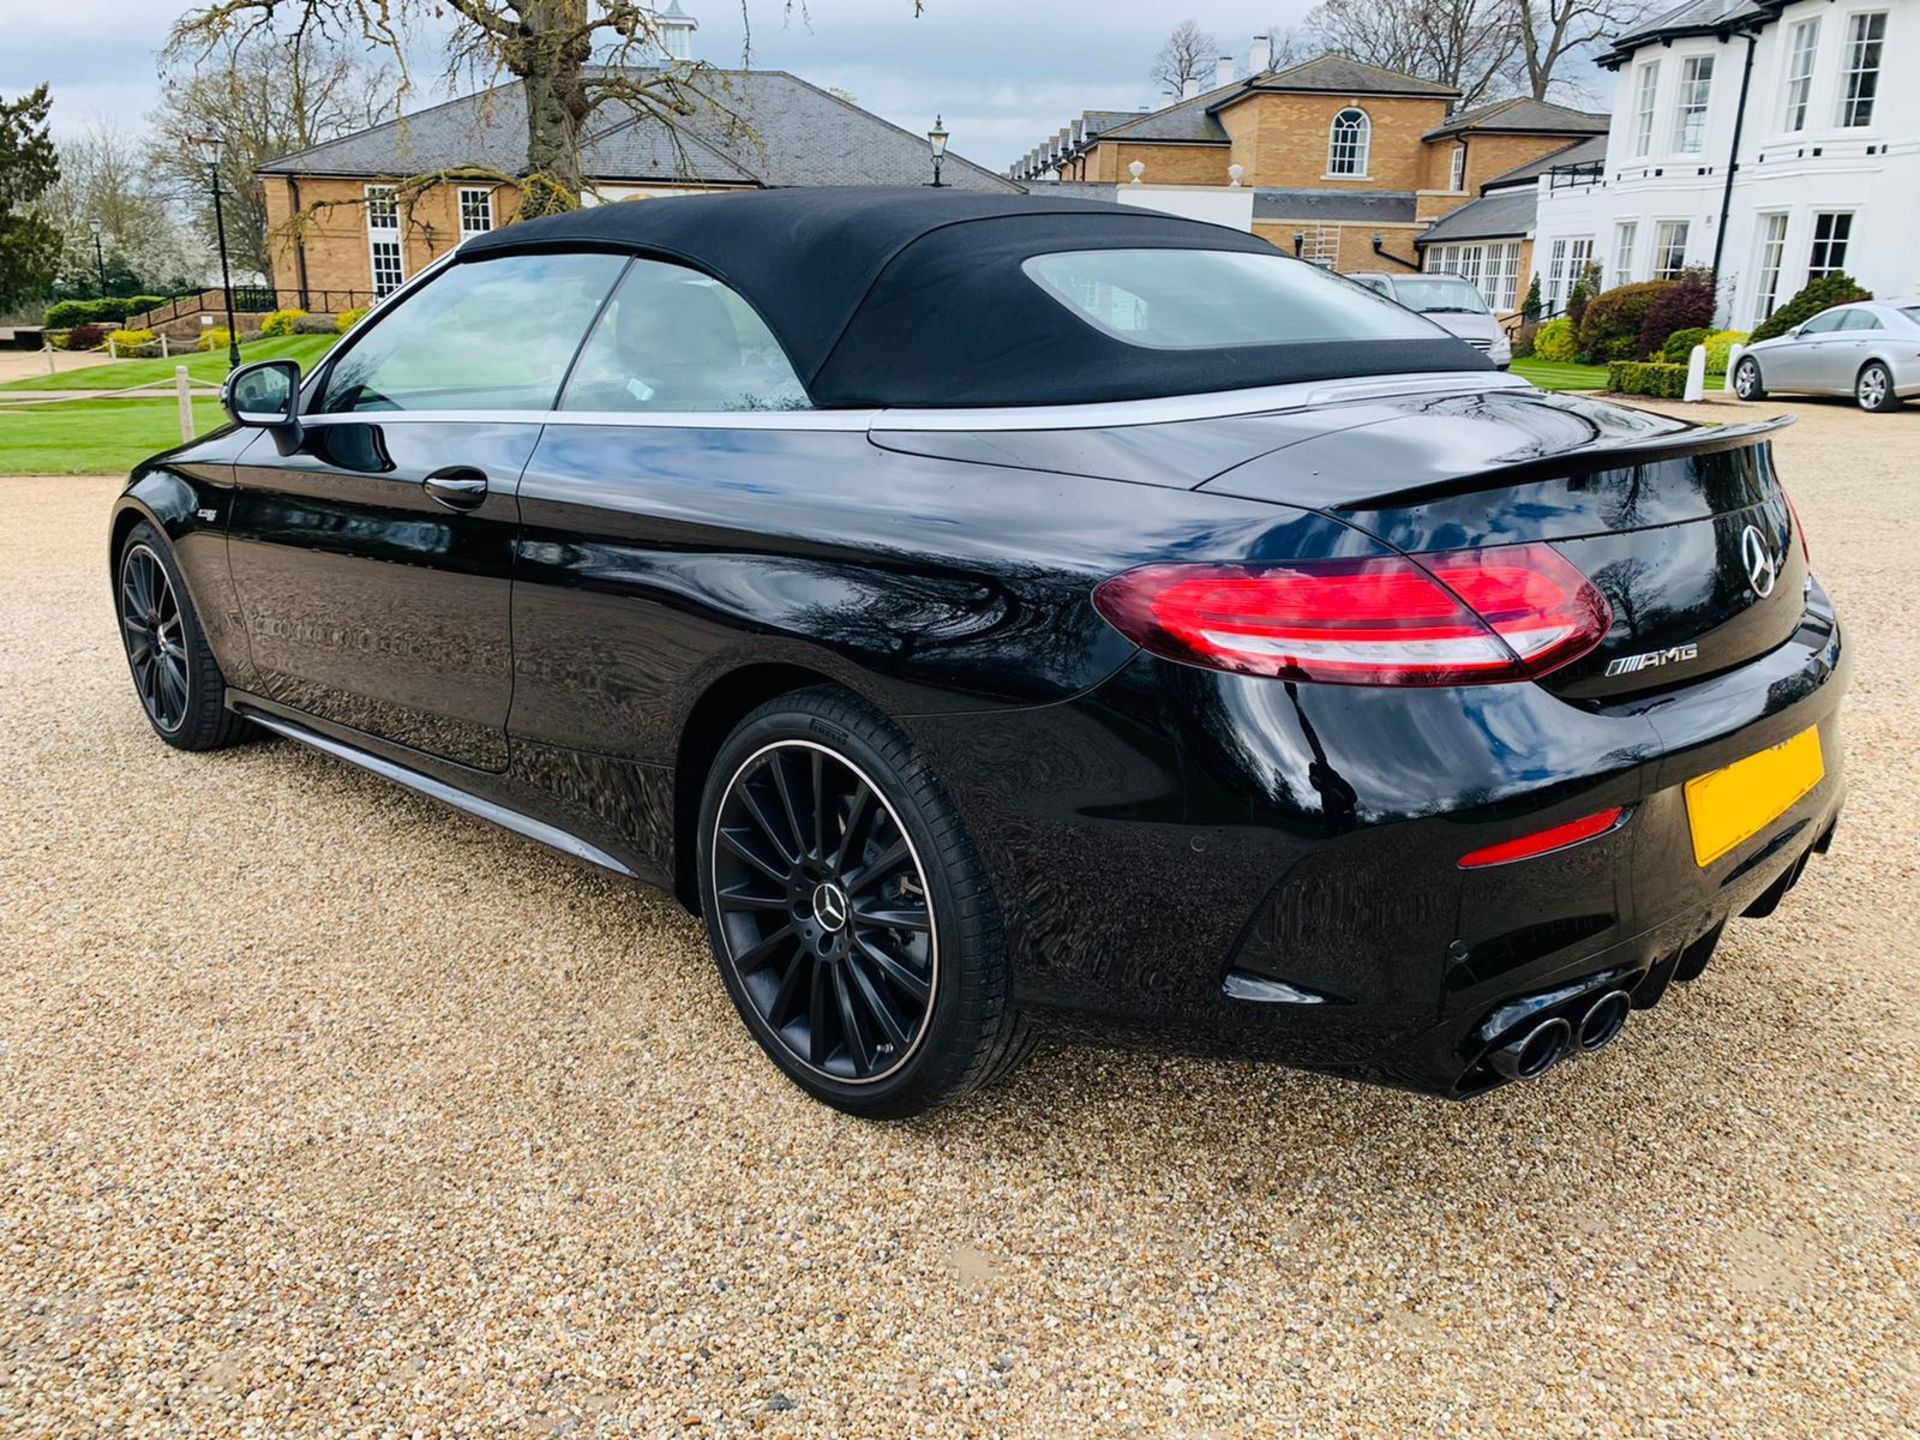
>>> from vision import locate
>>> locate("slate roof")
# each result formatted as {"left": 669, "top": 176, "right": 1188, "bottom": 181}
{"left": 1087, "top": 53, "right": 1461, "bottom": 148}
{"left": 1479, "top": 134, "right": 1607, "bottom": 190}
{"left": 1424, "top": 97, "right": 1610, "bottom": 140}
{"left": 1415, "top": 188, "right": 1539, "bottom": 244}
{"left": 1253, "top": 188, "right": 1419, "bottom": 224}
{"left": 1599, "top": 0, "right": 1779, "bottom": 66}
{"left": 258, "top": 69, "right": 1018, "bottom": 192}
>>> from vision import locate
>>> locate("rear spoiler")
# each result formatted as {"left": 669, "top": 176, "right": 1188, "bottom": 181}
{"left": 1360, "top": 414, "right": 1797, "bottom": 508}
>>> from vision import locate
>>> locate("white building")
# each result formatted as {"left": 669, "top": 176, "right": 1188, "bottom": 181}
{"left": 1530, "top": 0, "right": 1920, "bottom": 328}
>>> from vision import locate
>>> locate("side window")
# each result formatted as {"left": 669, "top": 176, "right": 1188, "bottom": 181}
{"left": 1798, "top": 310, "right": 1847, "bottom": 336}
{"left": 318, "top": 251, "right": 626, "bottom": 414}
{"left": 1839, "top": 310, "right": 1882, "bottom": 332}
{"left": 559, "top": 257, "right": 811, "bottom": 413}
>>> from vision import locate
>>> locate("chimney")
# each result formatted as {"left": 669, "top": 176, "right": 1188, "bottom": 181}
{"left": 1215, "top": 54, "right": 1235, "bottom": 89}
{"left": 1071, "top": 118, "right": 1084, "bottom": 146}
{"left": 1181, "top": 77, "right": 1201, "bottom": 100}
{"left": 1250, "top": 34, "right": 1272, "bottom": 74}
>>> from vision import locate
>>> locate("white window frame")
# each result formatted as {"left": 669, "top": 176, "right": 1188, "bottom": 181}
{"left": 1448, "top": 145, "right": 1466, "bottom": 192}
{"left": 1546, "top": 236, "right": 1594, "bottom": 312}
{"left": 1652, "top": 220, "right": 1691, "bottom": 280}
{"left": 1327, "top": 108, "right": 1371, "bottom": 178}
{"left": 1671, "top": 55, "right": 1715, "bottom": 154}
{"left": 1750, "top": 212, "right": 1789, "bottom": 326}
{"left": 365, "top": 184, "right": 404, "bottom": 299}
{"left": 457, "top": 186, "right": 494, "bottom": 239}
{"left": 1781, "top": 18, "right": 1821, "bottom": 133}
{"left": 1837, "top": 12, "right": 1887, "bottom": 127}
{"left": 1611, "top": 221, "right": 1638, "bottom": 288}
{"left": 1632, "top": 61, "right": 1661, "bottom": 157}
{"left": 1808, "top": 210, "right": 1854, "bottom": 279}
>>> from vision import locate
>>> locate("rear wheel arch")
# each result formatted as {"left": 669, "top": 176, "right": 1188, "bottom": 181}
{"left": 672, "top": 662, "right": 857, "bottom": 908}
{"left": 1856, "top": 357, "right": 1901, "bottom": 411}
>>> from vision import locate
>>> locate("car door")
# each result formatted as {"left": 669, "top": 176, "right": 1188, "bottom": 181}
{"left": 1767, "top": 307, "right": 1849, "bottom": 390}
{"left": 225, "top": 249, "right": 629, "bottom": 771}
{"left": 1821, "top": 308, "right": 1885, "bottom": 391}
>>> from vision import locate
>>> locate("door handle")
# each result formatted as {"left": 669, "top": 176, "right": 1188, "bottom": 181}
{"left": 423, "top": 466, "right": 489, "bottom": 511}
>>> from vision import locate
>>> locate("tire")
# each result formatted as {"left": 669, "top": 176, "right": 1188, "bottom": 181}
{"left": 115, "top": 521, "right": 249, "bottom": 752}
{"left": 1856, "top": 361, "right": 1901, "bottom": 413}
{"left": 696, "top": 686, "right": 1031, "bottom": 1117}
{"left": 1733, "top": 356, "right": 1766, "bottom": 401}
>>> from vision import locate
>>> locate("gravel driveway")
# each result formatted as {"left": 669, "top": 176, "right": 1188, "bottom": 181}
{"left": 3, "top": 394, "right": 1916, "bottom": 1438}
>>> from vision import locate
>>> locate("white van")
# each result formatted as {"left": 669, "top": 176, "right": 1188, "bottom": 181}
{"left": 1344, "top": 271, "right": 1512, "bottom": 369}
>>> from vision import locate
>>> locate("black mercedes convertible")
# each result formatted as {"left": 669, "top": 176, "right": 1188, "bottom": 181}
{"left": 110, "top": 189, "right": 1847, "bottom": 1115}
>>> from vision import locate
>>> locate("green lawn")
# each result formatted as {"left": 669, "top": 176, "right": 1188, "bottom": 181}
{"left": 0, "top": 398, "right": 229, "bottom": 474}
{"left": 1510, "top": 358, "right": 1612, "bottom": 392}
{"left": 0, "top": 333, "right": 337, "bottom": 393}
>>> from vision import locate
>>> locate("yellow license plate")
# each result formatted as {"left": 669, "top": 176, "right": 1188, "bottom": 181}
{"left": 1684, "top": 727, "right": 1824, "bottom": 867}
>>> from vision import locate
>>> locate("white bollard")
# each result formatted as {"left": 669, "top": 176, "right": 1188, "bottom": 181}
{"left": 46, "top": 345, "right": 57, "bottom": 376}
{"left": 176, "top": 365, "right": 195, "bottom": 442}
{"left": 161, "top": 332, "right": 170, "bottom": 359}
{"left": 1723, "top": 343, "right": 1745, "bottom": 391}
{"left": 109, "top": 337, "right": 117, "bottom": 360}
{"left": 1684, "top": 344, "right": 1707, "bottom": 402}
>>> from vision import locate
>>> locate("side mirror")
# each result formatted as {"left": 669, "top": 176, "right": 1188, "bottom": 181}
{"left": 1786, "top": 324, "right": 1804, "bottom": 339}
{"left": 222, "top": 359, "right": 301, "bottom": 428}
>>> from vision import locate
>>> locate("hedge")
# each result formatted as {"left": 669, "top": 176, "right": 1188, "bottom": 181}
{"left": 335, "top": 306, "right": 369, "bottom": 332}
{"left": 1607, "top": 361, "right": 1692, "bottom": 398}
{"left": 261, "top": 307, "right": 308, "bottom": 336}
{"left": 1660, "top": 326, "right": 1713, "bottom": 365}
{"left": 1703, "top": 329, "right": 1749, "bottom": 373}
{"left": 107, "top": 328, "right": 156, "bottom": 350}
{"left": 45, "top": 295, "right": 172, "bottom": 329}
{"left": 291, "top": 314, "right": 337, "bottom": 334}
{"left": 1577, "top": 280, "right": 1671, "bottom": 364}
{"left": 1750, "top": 272, "right": 1872, "bottom": 343}
{"left": 1532, "top": 315, "right": 1577, "bottom": 363}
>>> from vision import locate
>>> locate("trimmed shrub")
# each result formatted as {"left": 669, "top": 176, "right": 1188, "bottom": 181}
{"left": 107, "top": 327, "right": 156, "bottom": 351}
{"left": 261, "top": 307, "right": 308, "bottom": 337}
{"left": 1510, "top": 321, "right": 1539, "bottom": 360}
{"left": 1703, "top": 329, "right": 1748, "bottom": 374}
{"left": 44, "top": 295, "right": 171, "bottom": 329}
{"left": 1607, "top": 361, "right": 1691, "bottom": 399}
{"left": 292, "top": 313, "right": 337, "bottom": 334}
{"left": 1521, "top": 274, "right": 1542, "bottom": 322}
{"left": 1660, "top": 326, "right": 1713, "bottom": 365}
{"left": 335, "top": 306, "right": 369, "bottom": 332}
{"left": 1576, "top": 280, "right": 1671, "bottom": 363}
{"left": 66, "top": 322, "right": 111, "bottom": 350}
{"left": 1531, "top": 316, "right": 1576, "bottom": 363}
{"left": 1640, "top": 267, "right": 1718, "bottom": 360}
{"left": 1750, "top": 272, "right": 1872, "bottom": 343}
{"left": 197, "top": 326, "right": 232, "bottom": 352}
{"left": 1566, "top": 262, "right": 1602, "bottom": 328}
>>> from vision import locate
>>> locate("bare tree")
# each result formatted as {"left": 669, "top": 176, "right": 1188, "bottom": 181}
{"left": 41, "top": 122, "right": 204, "bottom": 294}
{"left": 1152, "top": 19, "right": 1221, "bottom": 94}
{"left": 1261, "top": 24, "right": 1318, "bottom": 72}
{"left": 149, "top": 33, "right": 395, "bottom": 279}
{"left": 1513, "top": 0, "right": 1648, "bottom": 101}
{"left": 1307, "top": 0, "right": 1521, "bottom": 107}
{"left": 168, "top": 2, "right": 925, "bottom": 218}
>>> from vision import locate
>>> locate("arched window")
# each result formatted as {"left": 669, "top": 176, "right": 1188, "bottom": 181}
{"left": 1328, "top": 108, "right": 1371, "bottom": 177}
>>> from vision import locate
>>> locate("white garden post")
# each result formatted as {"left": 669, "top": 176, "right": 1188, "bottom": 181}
{"left": 176, "top": 365, "right": 194, "bottom": 442}
{"left": 160, "top": 332, "right": 170, "bottom": 359}
{"left": 108, "top": 336, "right": 117, "bottom": 360}
{"left": 1723, "top": 343, "right": 1745, "bottom": 391}
{"left": 1684, "top": 345, "right": 1707, "bottom": 402}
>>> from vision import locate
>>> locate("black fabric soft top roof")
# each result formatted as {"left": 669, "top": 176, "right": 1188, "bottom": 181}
{"left": 462, "top": 187, "right": 1488, "bottom": 408}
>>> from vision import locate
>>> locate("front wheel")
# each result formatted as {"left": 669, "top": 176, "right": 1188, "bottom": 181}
{"left": 115, "top": 521, "right": 249, "bottom": 751}
{"left": 1733, "top": 357, "right": 1766, "bottom": 401}
{"left": 696, "top": 687, "right": 1031, "bottom": 1117}
{"left": 1857, "top": 361, "right": 1901, "bottom": 413}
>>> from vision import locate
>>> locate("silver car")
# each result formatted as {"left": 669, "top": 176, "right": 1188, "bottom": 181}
{"left": 1734, "top": 298, "right": 1920, "bottom": 413}
{"left": 1342, "top": 271, "right": 1513, "bottom": 368}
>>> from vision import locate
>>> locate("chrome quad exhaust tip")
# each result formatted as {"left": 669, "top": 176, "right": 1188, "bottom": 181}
{"left": 1576, "top": 990, "right": 1632, "bottom": 1052}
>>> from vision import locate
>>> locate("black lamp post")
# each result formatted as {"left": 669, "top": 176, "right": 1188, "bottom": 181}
{"left": 89, "top": 220, "right": 107, "bottom": 297}
{"left": 190, "top": 134, "right": 242, "bottom": 371}
{"left": 927, "top": 115, "right": 949, "bottom": 188}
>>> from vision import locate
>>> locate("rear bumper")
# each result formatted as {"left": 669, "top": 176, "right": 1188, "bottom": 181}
{"left": 906, "top": 582, "right": 1849, "bottom": 1096}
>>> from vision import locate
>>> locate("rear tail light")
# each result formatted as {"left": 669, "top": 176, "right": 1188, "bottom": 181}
{"left": 1093, "top": 542, "right": 1611, "bottom": 687}
{"left": 1459, "top": 807, "right": 1627, "bottom": 868}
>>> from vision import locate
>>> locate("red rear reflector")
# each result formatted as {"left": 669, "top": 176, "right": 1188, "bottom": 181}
{"left": 1458, "top": 807, "right": 1626, "bottom": 869}
{"left": 1092, "top": 543, "right": 1610, "bottom": 687}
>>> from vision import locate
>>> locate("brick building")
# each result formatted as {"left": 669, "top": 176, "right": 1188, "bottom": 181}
{"left": 1015, "top": 52, "right": 1606, "bottom": 302}
{"left": 257, "top": 64, "right": 1014, "bottom": 309}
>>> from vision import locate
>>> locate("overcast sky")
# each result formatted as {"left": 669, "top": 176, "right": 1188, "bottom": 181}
{"left": 3, "top": 0, "right": 1328, "bottom": 173}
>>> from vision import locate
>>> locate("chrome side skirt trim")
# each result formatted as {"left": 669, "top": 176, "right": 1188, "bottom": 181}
{"left": 241, "top": 710, "right": 639, "bottom": 878}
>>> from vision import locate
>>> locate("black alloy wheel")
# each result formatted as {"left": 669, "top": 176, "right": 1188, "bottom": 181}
{"left": 119, "top": 542, "right": 190, "bottom": 734}
{"left": 698, "top": 688, "right": 1032, "bottom": 1116}
{"left": 114, "top": 521, "right": 250, "bottom": 752}
{"left": 712, "top": 739, "right": 937, "bottom": 1083}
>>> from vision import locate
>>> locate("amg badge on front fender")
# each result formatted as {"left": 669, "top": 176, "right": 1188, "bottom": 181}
{"left": 1605, "top": 643, "right": 1700, "bottom": 677}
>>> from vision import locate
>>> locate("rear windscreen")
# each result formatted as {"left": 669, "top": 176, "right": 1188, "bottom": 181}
{"left": 1023, "top": 248, "right": 1448, "bottom": 351}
